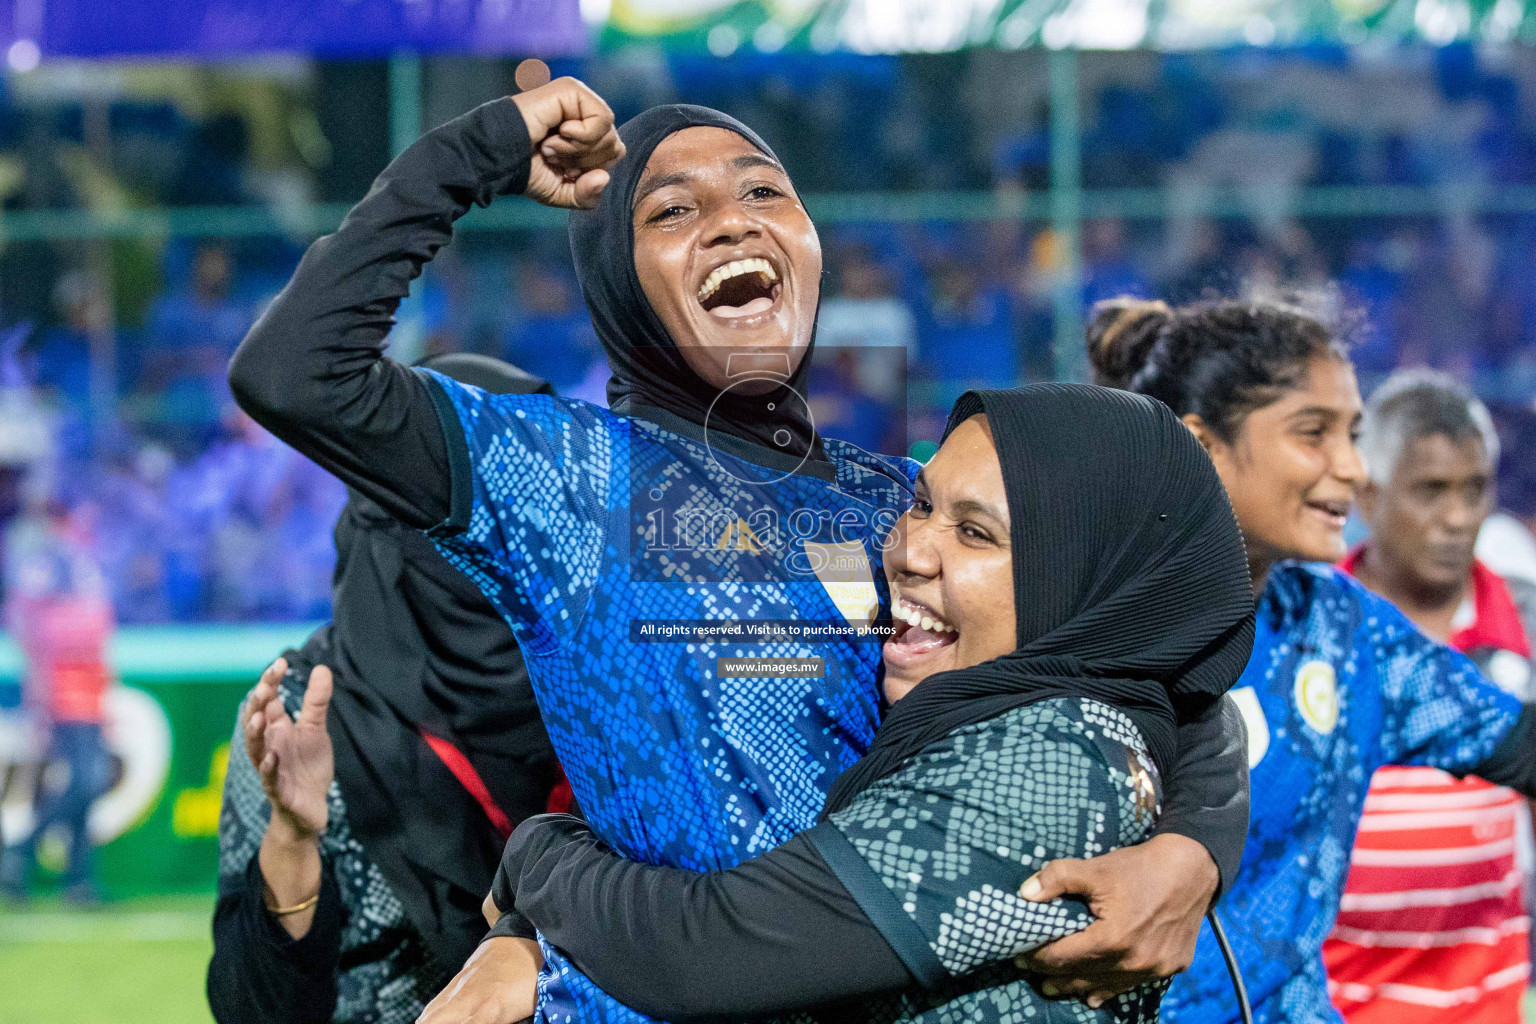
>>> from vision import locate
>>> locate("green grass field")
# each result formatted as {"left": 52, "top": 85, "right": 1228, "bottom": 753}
{"left": 0, "top": 895, "right": 216, "bottom": 1024}
{"left": 4, "top": 896, "right": 1536, "bottom": 1023}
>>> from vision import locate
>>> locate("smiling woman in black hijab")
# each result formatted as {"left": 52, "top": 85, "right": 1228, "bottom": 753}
{"left": 568, "top": 103, "right": 823, "bottom": 464}
{"left": 480, "top": 383, "right": 1255, "bottom": 1024}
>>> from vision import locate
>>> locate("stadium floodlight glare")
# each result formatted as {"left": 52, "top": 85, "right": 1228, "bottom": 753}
{"left": 6, "top": 38, "right": 40, "bottom": 73}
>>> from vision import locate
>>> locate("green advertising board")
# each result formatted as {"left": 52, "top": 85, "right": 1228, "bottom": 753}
{"left": 0, "top": 624, "right": 320, "bottom": 896}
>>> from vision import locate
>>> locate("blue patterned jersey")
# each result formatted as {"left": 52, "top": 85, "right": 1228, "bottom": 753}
{"left": 421, "top": 374, "right": 916, "bottom": 1023}
{"left": 1164, "top": 563, "right": 1522, "bottom": 1024}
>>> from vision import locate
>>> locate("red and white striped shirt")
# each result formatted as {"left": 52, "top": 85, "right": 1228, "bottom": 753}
{"left": 1324, "top": 554, "right": 1533, "bottom": 1024}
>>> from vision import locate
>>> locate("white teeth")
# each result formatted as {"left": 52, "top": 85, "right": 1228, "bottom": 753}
{"left": 892, "top": 595, "right": 955, "bottom": 634}
{"left": 697, "top": 258, "right": 778, "bottom": 304}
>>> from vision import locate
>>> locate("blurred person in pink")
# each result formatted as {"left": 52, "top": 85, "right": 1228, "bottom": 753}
{"left": 1324, "top": 369, "right": 1534, "bottom": 1024}
{"left": 0, "top": 497, "right": 115, "bottom": 904}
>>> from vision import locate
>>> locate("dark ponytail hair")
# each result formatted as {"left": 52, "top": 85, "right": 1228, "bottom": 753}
{"left": 1093, "top": 298, "right": 1348, "bottom": 443}
{"left": 1086, "top": 298, "right": 1172, "bottom": 389}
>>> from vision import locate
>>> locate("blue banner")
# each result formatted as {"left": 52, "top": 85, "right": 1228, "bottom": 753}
{"left": 6, "top": 0, "right": 586, "bottom": 58}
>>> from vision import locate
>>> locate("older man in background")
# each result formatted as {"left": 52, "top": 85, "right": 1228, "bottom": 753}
{"left": 1324, "top": 369, "right": 1535, "bottom": 1024}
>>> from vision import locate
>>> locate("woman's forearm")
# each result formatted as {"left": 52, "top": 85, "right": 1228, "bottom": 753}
{"left": 1472, "top": 702, "right": 1536, "bottom": 796}
{"left": 227, "top": 97, "right": 535, "bottom": 529}
{"left": 1152, "top": 695, "right": 1249, "bottom": 897}
{"left": 258, "top": 817, "right": 323, "bottom": 940}
{"left": 506, "top": 817, "right": 912, "bottom": 1023}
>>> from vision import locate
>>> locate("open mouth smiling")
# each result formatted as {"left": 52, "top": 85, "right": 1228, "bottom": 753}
{"left": 1305, "top": 497, "right": 1350, "bottom": 529}
{"left": 696, "top": 257, "right": 782, "bottom": 321}
{"left": 884, "top": 590, "right": 959, "bottom": 671}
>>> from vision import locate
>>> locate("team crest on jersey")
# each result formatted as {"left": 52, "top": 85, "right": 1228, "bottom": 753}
{"left": 1294, "top": 659, "right": 1339, "bottom": 735}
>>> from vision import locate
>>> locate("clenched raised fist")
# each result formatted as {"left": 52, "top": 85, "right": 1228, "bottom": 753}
{"left": 512, "top": 76, "right": 625, "bottom": 210}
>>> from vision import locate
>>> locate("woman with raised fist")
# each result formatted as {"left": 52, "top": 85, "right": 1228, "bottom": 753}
{"left": 1094, "top": 297, "right": 1536, "bottom": 1024}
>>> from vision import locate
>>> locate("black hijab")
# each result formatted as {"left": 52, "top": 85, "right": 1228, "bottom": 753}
{"left": 823, "top": 383, "right": 1254, "bottom": 817}
{"left": 293, "top": 354, "right": 563, "bottom": 975}
{"left": 568, "top": 104, "right": 823, "bottom": 467}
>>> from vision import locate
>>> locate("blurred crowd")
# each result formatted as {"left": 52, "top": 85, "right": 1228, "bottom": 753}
{"left": 2, "top": 45, "right": 1536, "bottom": 621}
{"left": 0, "top": 241, "right": 345, "bottom": 623}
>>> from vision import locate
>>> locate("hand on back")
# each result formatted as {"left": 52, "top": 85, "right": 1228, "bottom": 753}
{"left": 513, "top": 77, "right": 625, "bottom": 210}
{"left": 1014, "top": 833, "right": 1219, "bottom": 1006}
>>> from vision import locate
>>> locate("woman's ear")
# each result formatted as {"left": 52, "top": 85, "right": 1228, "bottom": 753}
{"left": 1180, "top": 413, "right": 1218, "bottom": 454}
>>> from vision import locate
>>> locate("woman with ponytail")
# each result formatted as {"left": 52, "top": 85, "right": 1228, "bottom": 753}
{"left": 1093, "top": 298, "right": 1536, "bottom": 1024}
{"left": 1085, "top": 298, "right": 1172, "bottom": 391}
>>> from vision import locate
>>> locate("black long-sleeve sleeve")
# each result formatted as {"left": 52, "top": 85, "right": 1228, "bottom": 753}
{"left": 206, "top": 853, "right": 344, "bottom": 1024}
{"left": 227, "top": 96, "right": 533, "bottom": 530}
{"left": 1152, "top": 695, "right": 1249, "bottom": 897}
{"left": 1470, "top": 702, "right": 1536, "bottom": 795}
{"left": 500, "top": 703, "right": 1181, "bottom": 1022}
{"left": 500, "top": 815, "right": 912, "bottom": 1023}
